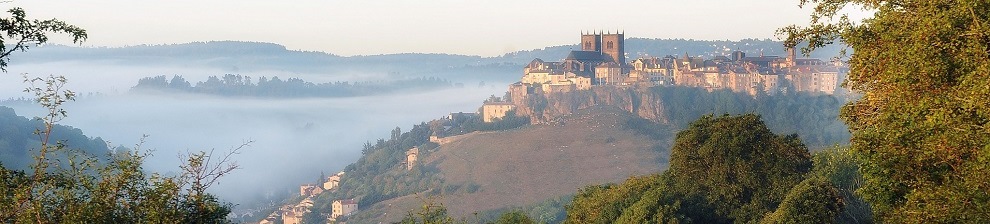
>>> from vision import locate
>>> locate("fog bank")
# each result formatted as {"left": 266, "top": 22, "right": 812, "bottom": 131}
{"left": 0, "top": 62, "right": 512, "bottom": 210}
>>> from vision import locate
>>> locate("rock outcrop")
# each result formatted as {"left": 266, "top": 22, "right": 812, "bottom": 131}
{"left": 512, "top": 85, "right": 669, "bottom": 124}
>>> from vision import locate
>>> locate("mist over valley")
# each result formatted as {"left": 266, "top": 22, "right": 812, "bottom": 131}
{"left": 0, "top": 52, "right": 513, "bottom": 211}
{"left": 0, "top": 39, "right": 851, "bottom": 220}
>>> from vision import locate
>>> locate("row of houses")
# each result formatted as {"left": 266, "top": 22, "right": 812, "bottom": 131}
{"left": 259, "top": 171, "right": 357, "bottom": 224}
{"left": 514, "top": 32, "right": 843, "bottom": 97}
{"left": 276, "top": 145, "right": 422, "bottom": 223}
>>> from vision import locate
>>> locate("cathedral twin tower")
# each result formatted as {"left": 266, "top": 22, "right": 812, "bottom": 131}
{"left": 580, "top": 31, "right": 625, "bottom": 65}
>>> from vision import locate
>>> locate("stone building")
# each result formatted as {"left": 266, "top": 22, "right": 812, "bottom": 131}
{"left": 513, "top": 31, "right": 843, "bottom": 102}
{"left": 323, "top": 171, "right": 344, "bottom": 190}
{"left": 331, "top": 199, "right": 359, "bottom": 221}
{"left": 595, "top": 62, "right": 624, "bottom": 85}
{"left": 482, "top": 102, "right": 516, "bottom": 122}
{"left": 299, "top": 184, "right": 323, "bottom": 196}
{"left": 405, "top": 147, "right": 418, "bottom": 170}
{"left": 282, "top": 198, "right": 315, "bottom": 224}
{"left": 581, "top": 31, "right": 625, "bottom": 67}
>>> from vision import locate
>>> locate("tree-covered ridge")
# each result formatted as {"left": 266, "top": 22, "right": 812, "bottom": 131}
{"left": 0, "top": 106, "right": 109, "bottom": 170}
{"left": 652, "top": 86, "right": 850, "bottom": 148}
{"left": 563, "top": 114, "right": 866, "bottom": 224}
{"left": 130, "top": 74, "right": 454, "bottom": 98}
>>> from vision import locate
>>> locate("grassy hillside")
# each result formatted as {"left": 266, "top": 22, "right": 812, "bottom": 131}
{"left": 348, "top": 106, "right": 671, "bottom": 223}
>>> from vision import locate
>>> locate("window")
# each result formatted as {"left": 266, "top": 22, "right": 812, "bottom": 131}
{"left": 607, "top": 41, "right": 614, "bottom": 49}
{"left": 585, "top": 42, "right": 591, "bottom": 49}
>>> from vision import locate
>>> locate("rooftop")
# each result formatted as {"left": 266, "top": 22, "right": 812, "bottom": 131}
{"left": 565, "top": 51, "right": 605, "bottom": 61}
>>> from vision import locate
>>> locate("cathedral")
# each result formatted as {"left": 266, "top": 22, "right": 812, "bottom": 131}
{"left": 564, "top": 31, "right": 626, "bottom": 84}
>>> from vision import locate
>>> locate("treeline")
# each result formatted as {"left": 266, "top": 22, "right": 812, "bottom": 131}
{"left": 0, "top": 106, "right": 110, "bottom": 170}
{"left": 652, "top": 86, "right": 850, "bottom": 148}
{"left": 130, "top": 74, "right": 454, "bottom": 98}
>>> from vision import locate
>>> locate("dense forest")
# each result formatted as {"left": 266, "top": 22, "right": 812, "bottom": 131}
{"left": 130, "top": 74, "right": 454, "bottom": 98}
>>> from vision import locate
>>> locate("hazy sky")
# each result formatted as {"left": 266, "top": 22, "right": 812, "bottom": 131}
{"left": 8, "top": 1, "right": 866, "bottom": 57}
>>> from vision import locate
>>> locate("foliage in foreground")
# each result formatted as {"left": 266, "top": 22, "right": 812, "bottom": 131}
{"left": 0, "top": 106, "right": 110, "bottom": 170}
{"left": 563, "top": 114, "right": 867, "bottom": 223}
{"left": 0, "top": 75, "right": 240, "bottom": 223}
{"left": 782, "top": 0, "right": 990, "bottom": 222}
{"left": 397, "top": 199, "right": 537, "bottom": 224}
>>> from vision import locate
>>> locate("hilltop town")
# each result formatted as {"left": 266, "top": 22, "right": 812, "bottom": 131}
{"left": 479, "top": 31, "right": 845, "bottom": 123}
{"left": 266, "top": 31, "right": 849, "bottom": 224}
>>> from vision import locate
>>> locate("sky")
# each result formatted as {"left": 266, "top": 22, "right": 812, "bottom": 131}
{"left": 7, "top": 1, "right": 868, "bottom": 57}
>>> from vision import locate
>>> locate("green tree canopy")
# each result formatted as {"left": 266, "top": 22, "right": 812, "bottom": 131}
{"left": 782, "top": 0, "right": 990, "bottom": 222}
{"left": 0, "top": 7, "right": 86, "bottom": 71}
{"left": 493, "top": 210, "right": 536, "bottom": 224}
{"left": 667, "top": 114, "right": 812, "bottom": 223}
{"left": 564, "top": 114, "right": 815, "bottom": 224}
{"left": 760, "top": 178, "right": 844, "bottom": 224}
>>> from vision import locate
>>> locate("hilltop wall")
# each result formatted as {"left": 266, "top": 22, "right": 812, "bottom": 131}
{"left": 511, "top": 85, "right": 669, "bottom": 124}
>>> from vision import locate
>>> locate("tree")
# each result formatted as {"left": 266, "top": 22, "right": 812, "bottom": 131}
{"left": 667, "top": 114, "right": 812, "bottom": 223}
{"left": 1, "top": 75, "right": 242, "bottom": 223}
{"left": 782, "top": 0, "right": 990, "bottom": 222}
{"left": 0, "top": 7, "right": 87, "bottom": 71}
{"left": 400, "top": 199, "right": 457, "bottom": 224}
{"left": 493, "top": 210, "right": 535, "bottom": 224}
{"left": 564, "top": 175, "right": 667, "bottom": 224}
{"left": 761, "top": 178, "right": 844, "bottom": 224}
{"left": 0, "top": 8, "right": 243, "bottom": 223}
{"left": 563, "top": 114, "right": 814, "bottom": 224}
{"left": 809, "top": 146, "right": 872, "bottom": 223}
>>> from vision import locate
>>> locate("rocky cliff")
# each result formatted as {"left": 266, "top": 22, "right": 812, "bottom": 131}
{"left": 512, "top": 85, "right": 669, "bottom": 125}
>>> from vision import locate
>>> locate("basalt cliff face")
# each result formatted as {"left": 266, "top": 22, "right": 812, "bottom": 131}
{"left": 511, "top": 85, "right": 669, "bottom": 124}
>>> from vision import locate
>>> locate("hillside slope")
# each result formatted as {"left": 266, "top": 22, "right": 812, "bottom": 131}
{"left": 0, "top": 106, "right": 110, "bottom": 170}
{"left": 350, "top": 106, "right": 669, "bottom": 223}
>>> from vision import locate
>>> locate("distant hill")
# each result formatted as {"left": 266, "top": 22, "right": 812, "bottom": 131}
{"left": 11, "top": 39, "right": 843, "bottom": 85}
{"left": 0, "top": 106, "right": 110, "bottom": 170}
{"left": 13, "top": 41, "right": 517, "bottom": 83}
{"left": 491, "top": 38, "right": 845, "bottom": 64}
{"left": 286, "top": 83, "right": 851, "bottom": 223}
{"left": 129, "top": 74, "right": 455, "bottom": 98}
{"left": 349, "top": 106, "right": 671, "bottom": 223}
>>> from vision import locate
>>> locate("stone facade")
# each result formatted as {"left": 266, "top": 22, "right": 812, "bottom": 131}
{"left": 482, "top": 102, "right": 516, "bottom": 122}
{"left": 331, "top": 199, "right": 359, "bottom": 221}
{"left": 323, "top": 172, "right": 344, "bottom": 190}
{"left": 405, "top": 147, "right": 418, "bottom": 170}
{"left": 299, "top": 184, "right": 322, "bottom": 196}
